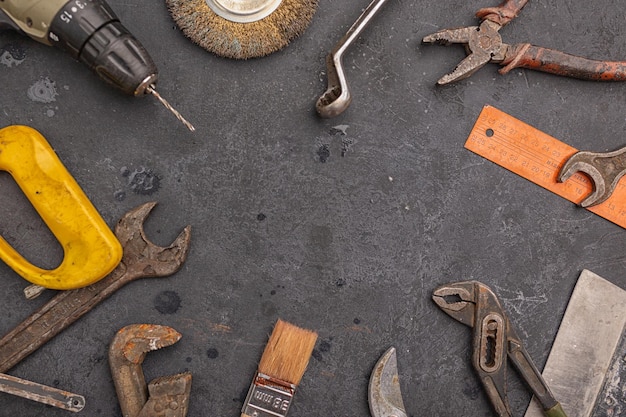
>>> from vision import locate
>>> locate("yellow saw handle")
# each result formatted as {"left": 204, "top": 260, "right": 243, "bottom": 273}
{"left": 0, "top": 125, "right": 122, "bottom": 289}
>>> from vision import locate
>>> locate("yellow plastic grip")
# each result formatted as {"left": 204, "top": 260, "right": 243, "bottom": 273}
{"left": 0, "top": 125, "right": 122, "bottom": 289}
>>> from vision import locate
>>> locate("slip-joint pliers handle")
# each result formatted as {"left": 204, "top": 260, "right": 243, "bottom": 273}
{"left": 433, "top": 281, "right": 567, "bottom": 417}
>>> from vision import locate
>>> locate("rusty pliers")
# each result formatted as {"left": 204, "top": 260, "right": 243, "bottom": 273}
{"left": 432, "top": 281, "right": 567, "bottom": 417}
{"left": 422, "top": 0, "right": 626, "bottom": 84}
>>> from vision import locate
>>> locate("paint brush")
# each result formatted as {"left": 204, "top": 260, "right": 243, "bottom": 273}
{"left": 241, "top": 319, "right": 318, "bottom": 417}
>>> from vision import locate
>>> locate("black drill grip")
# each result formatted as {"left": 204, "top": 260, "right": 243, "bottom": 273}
{"left": 49, "top": 0, "right": 157, "bottom": 95}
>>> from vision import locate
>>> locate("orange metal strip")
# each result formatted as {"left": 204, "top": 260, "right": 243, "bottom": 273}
{"left": 465, "top": 105, "right": 626, "bottom": 229}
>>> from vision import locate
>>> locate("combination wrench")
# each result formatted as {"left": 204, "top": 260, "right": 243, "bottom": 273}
{"left": 0, "top": 201, "right": 191, "bottom": 373}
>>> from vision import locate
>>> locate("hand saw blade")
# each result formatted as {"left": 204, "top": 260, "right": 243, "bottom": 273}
{"left": 524, "top": 269, "right": 626, "bottom": 417}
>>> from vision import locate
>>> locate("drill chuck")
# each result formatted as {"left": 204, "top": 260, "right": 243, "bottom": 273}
{"left": 50, "top": 1, "right": 158, "bottom": 95}
{"left": 1, "top": 0, "right": 194, "bottom": 130}
{"left": 1, "top": 0, "right": 158, "bottom": 96}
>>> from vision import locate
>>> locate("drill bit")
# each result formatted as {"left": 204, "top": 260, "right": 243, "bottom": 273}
{"left": 146, "top": 85, "right": 196, "bottom": 132}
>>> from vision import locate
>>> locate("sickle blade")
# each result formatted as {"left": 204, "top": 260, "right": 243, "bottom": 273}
{"left": 368, "top": 347, "right": 407, "bottom": 417}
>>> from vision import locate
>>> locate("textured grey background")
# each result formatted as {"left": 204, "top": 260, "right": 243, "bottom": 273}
{"left": 1, "top": 0, "right": 625, "bottom": 416}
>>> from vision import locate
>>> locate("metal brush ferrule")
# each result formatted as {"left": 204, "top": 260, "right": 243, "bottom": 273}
{"left": 241, "top": 372, "right": 295, "bottom": 417}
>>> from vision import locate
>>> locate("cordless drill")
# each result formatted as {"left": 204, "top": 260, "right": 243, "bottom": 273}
{"left": 0, "top": 0, "right": 194, "bottom": 130}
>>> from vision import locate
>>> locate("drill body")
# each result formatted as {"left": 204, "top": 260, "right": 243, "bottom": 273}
{"left": 0, "top": 0, "right": 158, "bottom": 95}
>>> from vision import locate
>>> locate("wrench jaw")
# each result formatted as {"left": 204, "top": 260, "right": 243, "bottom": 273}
{"left": 558, "top": 154, "right": 608, "bottom": 207}
{"left": 136, "top": 373, "right": 192, "bottom": 417}
{"left": 559, "top": 146, "right": 626, "bottom": 208}
{"left": 110, "top": 324, "right": 191, "bottom": 417}
{"left": 316, "top": 54, "right": 352, "bottom": 118}
{"left": 115, "top": 202, "right": 192, "bottom": 276}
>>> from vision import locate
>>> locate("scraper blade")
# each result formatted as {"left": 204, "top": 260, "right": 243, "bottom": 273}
{"left": 524, "top": 269, "right": 626, "bottom": 417}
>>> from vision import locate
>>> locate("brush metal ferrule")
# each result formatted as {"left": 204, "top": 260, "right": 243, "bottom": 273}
{"left": 241, "top": 372, "right": 296, "bottom": 417}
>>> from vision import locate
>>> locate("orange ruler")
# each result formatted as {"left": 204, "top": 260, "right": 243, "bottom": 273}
{"left": 465, "top": 105, "right": 626, "bottom": 229}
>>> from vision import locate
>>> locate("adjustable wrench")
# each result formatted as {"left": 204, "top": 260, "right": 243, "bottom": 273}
{"left": 109, "top": 324, "right": 191, "bottom": 417}
{"left": 0, "top": 201, "right": 191, "bottom": 373}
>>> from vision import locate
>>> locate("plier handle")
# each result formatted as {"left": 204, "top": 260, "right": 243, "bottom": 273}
{"left": 422, "top": 0, "right": 626, "bottom": 84}
{"left": 432, "top": 281, "right": 567, "bottom": 417}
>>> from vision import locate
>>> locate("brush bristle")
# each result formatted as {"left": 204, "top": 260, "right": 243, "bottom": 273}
{"left": 257, "top": 319, "right": 318, "bottom": 385}
{"left": 165, "top": 0, "right": 319, "bottom": 59}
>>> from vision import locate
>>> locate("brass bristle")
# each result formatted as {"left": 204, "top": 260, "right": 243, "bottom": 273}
{"left": 165, "top": 0, "right": 319, "bottom": 59}
{"left": 258, "top": 319, "right": 318, "bottom": 385}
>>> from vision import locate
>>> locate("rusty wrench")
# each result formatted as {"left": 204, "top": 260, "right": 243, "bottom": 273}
{"left": 109, "top": 324, "right": 191, "bottom": 417}
{"left": 0, "top": 202, "right": 191, "bottom": 373}
{"left": 316, "top": 0, "right": 391, "bottom": 118}
{"left": 558, "top": 146, "right": 626, "bottom": 207}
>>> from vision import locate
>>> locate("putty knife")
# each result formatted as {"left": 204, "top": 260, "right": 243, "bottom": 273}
{"left": 524, "top": 269, "right": 626, "bottom": 417}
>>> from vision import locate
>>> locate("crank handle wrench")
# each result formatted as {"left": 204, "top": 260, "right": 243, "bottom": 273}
{"left": 0, "top": 372, "right": 85, "bottom": 412}
{"left": 316, "top": 0, "right": 391, "bottom": 118}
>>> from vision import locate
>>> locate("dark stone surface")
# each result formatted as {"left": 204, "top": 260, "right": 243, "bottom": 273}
{"left": 1, "top": 1, "right": 625, "bottom": 416}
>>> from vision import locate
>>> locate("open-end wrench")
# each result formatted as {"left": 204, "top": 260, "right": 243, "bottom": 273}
{"left": 558, "top": 146, "right": 626, "bottom": 207}
{"left": 109, "top": 324, "right": 191, "bottom": 417}
{"left": 0, "top": 202, "right": 191, "bottom": 373}
{"left": 316, "top": 0, "right": 391, "bottom": 118}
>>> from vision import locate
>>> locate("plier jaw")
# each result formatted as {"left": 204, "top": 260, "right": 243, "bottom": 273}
{"left": 422, "top": 20, "right": 507, "bottom": 85}
{"left": 432, "top": 281, "right": 478, "bottom": 327}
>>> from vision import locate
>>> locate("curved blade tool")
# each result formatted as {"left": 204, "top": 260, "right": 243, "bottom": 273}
{"left": 369, "top": 347, "right": 407, "bottom": 417}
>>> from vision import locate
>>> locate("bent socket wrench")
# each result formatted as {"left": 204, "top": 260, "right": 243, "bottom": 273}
{"left": 316, "top": 0, "right": 391, "bottom": 118}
